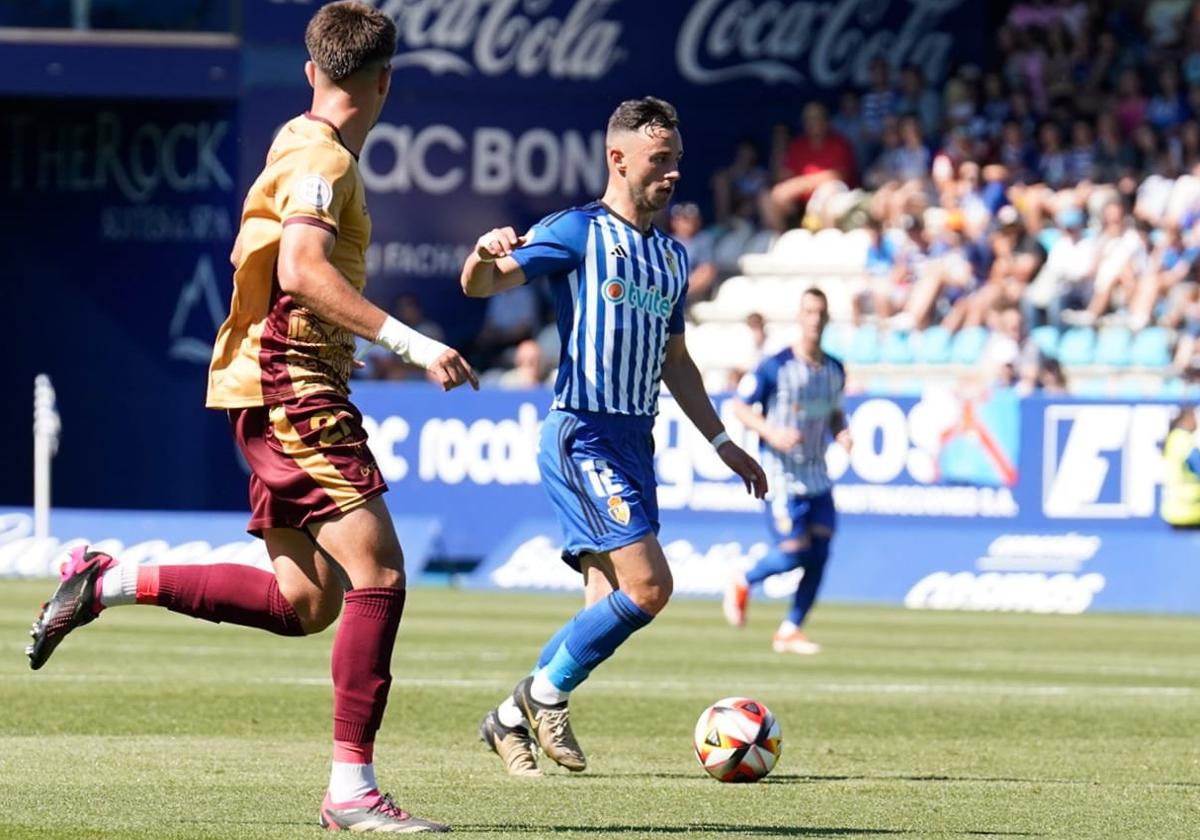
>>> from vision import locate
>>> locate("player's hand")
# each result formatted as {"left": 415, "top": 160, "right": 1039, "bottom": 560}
{"left": 428, "top": 348, "right": 479, "bottom": 392}
{"left": 717, "top": 442, "right": 768, "bottom": 499}
{"left": 476, "top": 227, "right": 525, "bottom": 262}
{"left": 763, "top": 426, "right": 803, "bottom": 452}
{"left": 836, "top": 428, "right": 853, "bottom": 452}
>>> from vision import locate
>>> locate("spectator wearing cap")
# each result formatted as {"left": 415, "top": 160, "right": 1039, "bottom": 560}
{"left": 669, "top": 203, "right": 719, "bottom": 302}
{"left": 1024, "top": 205, "right": 1096, "bottom": 326}
{"left": 764, "top": 102, "right": 857, "bottom": 232}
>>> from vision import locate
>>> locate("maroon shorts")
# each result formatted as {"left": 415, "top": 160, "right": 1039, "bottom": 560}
{"left": 229, "top": 392, "right": 387, "bottom": 537}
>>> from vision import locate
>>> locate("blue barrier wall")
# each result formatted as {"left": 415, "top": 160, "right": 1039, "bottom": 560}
{"left": 8, "top": 384, "right": 1196, "bottom": 614}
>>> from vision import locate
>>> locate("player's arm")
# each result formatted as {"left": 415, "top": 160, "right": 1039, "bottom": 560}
{"left": 278, "top": 223, "right": 477, "bottom": 391}
{"left": 463, "top": 214, "right": 586, "bottom": 298}
{"left": 661, "top": 334, "right": 767, "bottom": 498}
{"left": 831, "top": 409, "right": 852, "bottom": 451}
{"left": 461, "top": 226, "right": 529, "bottom": 298}
{"left": 731, "top": 363, "right": 801, "bottom": 452}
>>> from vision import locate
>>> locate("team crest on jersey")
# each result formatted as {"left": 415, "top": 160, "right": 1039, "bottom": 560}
{"left": 607, "top": 495, "right": 631, "bottom": 526}
{"left": 664, "top": 250, "right": 678, "bottom": 274}
{"left": 297, "top": 174, "right": 333, "bottom": 210}
{"left": 602, "top": 277, "right": 627, "bottom": 303}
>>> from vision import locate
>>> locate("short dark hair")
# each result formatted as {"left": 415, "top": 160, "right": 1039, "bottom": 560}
{"left": 802, "top": 287, "right": 828, "bottom": 309}
{"left": 305, "top": 1, "right": 397, "bottom": 82}
{"left": 607, "top": 96, "right": 679, "bottom": 138}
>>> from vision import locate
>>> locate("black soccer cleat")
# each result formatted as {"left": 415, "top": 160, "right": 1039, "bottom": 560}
{"left": 26, "top": 547, "right": 115, "bottom": 670}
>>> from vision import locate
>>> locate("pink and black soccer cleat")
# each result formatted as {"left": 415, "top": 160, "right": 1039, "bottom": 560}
{"left": 319, "top": 791, "right": 449, "bottom": 833}
{"left": 26, "top": 547, "right": 116, "bottom": 670}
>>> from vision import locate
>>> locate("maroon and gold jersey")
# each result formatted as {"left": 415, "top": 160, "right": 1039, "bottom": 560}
{"left": 207, "top": 113, "right": 370, "bottom": 409}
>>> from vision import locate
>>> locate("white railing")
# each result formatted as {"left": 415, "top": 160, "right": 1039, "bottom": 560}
{"left": 33, "top": 375, "right": 61, "bottom": 541}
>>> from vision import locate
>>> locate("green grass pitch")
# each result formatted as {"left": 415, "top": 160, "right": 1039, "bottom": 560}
{"left": 1, "top": 581, "right": 1198, "bottom": 839}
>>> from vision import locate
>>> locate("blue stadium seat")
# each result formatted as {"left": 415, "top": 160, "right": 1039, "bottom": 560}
{"left": 949, "top": 327, "right": 988, "bottom": 364}
{"left": 1094, "top": 327, "right": 1133, "bottom": 367}
{"left": 1057, "top": 327, "right": 1097, "bottom": 366}
{"left": 1161, "top": 378, "right": 1186, "bottom": 398}
{"left": 913, "top": 326, "right": 952, "bottom": 364}
{"left": 1030, "top": 325, "right": 1060, "bottom": 359}
{"left": 1131, "top": 327, "right": 1172, "bottom": 368}
{"left": 846, "top": 325, "right": 880, "bottom": 365}
{"left": 1116, "top": 378, "right": 1147, "bottom": 398}
{"left": 821, "top": 323, "right": 852, "bottom": 359}
{"left": 1075, "top": 377, "right": 1107, "bottom": 397}
{"left": 880, "top": 330, "right": 914, "bottom": 365}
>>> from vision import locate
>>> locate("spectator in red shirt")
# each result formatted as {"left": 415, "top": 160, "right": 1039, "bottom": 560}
{"left": 763, "top": 102, "right": 857, "bottom": 231}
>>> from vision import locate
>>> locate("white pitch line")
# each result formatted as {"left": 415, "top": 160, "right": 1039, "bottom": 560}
{"left": 8, "top": 672, "right": 1195, "bottom": 698}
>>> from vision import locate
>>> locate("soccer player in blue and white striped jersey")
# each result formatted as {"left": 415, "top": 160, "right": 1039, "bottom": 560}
{"left": 723, "top": 288, "right": 853, "bottom": 655}
{"left": 461, "top": 97, "right": 767, "bottom": 776}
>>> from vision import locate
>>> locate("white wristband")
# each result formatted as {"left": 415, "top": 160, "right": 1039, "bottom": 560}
{"left": 375, "top": 316, "right": 449, "bottom": 370}
{"left": 709, "top": 431, "right": 732, "bottom": 450}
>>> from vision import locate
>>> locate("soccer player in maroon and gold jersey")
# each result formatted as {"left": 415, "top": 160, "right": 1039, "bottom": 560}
{"left": 26, "top": 2, "right": 468, "bottom": 833}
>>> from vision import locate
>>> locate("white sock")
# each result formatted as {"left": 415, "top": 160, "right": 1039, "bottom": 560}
{"left": 497, "top": 696, "right": 525, "bottom": 729}
{"left": 530, "top": 669, "right": 570, "bottom": 705}
{"left": 778, "top": 620, "right": 799, "bottom": 635}
{"left": 99, "top": 561, "right": 139, "bottom": 608}
{"left": 329, "top": 761, "right": 378, "bottom": 803}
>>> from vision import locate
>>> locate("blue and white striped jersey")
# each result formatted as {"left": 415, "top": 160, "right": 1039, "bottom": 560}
{"left": 513, "top": 202, "right": 689, "bottom": 416}
{"left": 738, "top": 348, "right": 845, "bottom": 497}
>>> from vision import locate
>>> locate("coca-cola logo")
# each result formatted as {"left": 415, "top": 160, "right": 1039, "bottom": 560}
{"left": 373, "top": 0, "right": 624, "bottom": 80}
{"left": 676, "top": 0, "right": 966, "bottom": 87}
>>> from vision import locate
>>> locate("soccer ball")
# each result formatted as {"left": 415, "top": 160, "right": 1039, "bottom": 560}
{"left": 693, "top": 697, "right": 781, "bottom": 782}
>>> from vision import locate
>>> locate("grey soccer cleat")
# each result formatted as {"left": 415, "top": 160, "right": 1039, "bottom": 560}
{"left": 479, "top": 709, "right": 542, "bottom": 777}
{"left": 27, "top": 547, "right": 116, "bottom": 670}
{"left": 512, "top": 676, "right": 587, "bottom": 772}
{"left": 319, "top": 791, "right": 449, "bottom": 833}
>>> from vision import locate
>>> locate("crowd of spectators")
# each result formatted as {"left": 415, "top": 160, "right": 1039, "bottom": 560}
{"left": 711, "top": 0, "right": 1200, "bottom": 390}
{"left": 369, "top": 0, "right": 1200, "bottom": 393}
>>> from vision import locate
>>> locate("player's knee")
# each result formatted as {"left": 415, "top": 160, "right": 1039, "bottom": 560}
{"left": 628, "top": 574, "right": 673, "bottom": 615}
{"left": 292, "top": 592, "right": 343, "bottom": 634}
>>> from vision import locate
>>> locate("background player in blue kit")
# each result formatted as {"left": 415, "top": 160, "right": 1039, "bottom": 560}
{"left": 723, "top": 288, "right": 853, "bottom": 655}
{"left": 460, "top": 97, "right": 768, "bottom": 776}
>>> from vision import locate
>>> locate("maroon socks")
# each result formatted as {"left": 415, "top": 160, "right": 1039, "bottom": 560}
{"left": 331, "top": 587, "right": 406, "bottom": 745}
{"left": 149, "top": 564, "right": 305, "bottom": 636}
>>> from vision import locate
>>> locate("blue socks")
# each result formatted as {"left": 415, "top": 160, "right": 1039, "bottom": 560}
{"left": 786, "top": 536, "right": 830, "bottom": 627}
{"left": 539, "top": 591, "right": 653, "bottom": 693}
{"left": 745, "top": 547, "right": 806, "bottom": 585}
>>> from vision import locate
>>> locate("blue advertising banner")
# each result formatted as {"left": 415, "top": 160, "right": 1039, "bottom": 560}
{"left": 0, "top": 507, "right": 442, "bottom": 579}
{"left": 1, "top": 98, "right": 246, "bottom": 511}
{"left": 343, "top": 384, "right": 1175, "bottom": 559}
{"left": 239, "top": 0, "right": 993, "bottom": 340}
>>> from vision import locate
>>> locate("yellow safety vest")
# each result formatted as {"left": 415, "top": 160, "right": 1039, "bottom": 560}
{"left": 1162, "top": 428, "right": 1200, "bottom": 526}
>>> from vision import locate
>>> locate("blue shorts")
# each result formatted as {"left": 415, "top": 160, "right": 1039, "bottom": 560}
{"left": 765, "top": 490, "right": 836, "bottom": 543}
{"left": 538, "top": 409, "right": 659, "bottom": 570}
